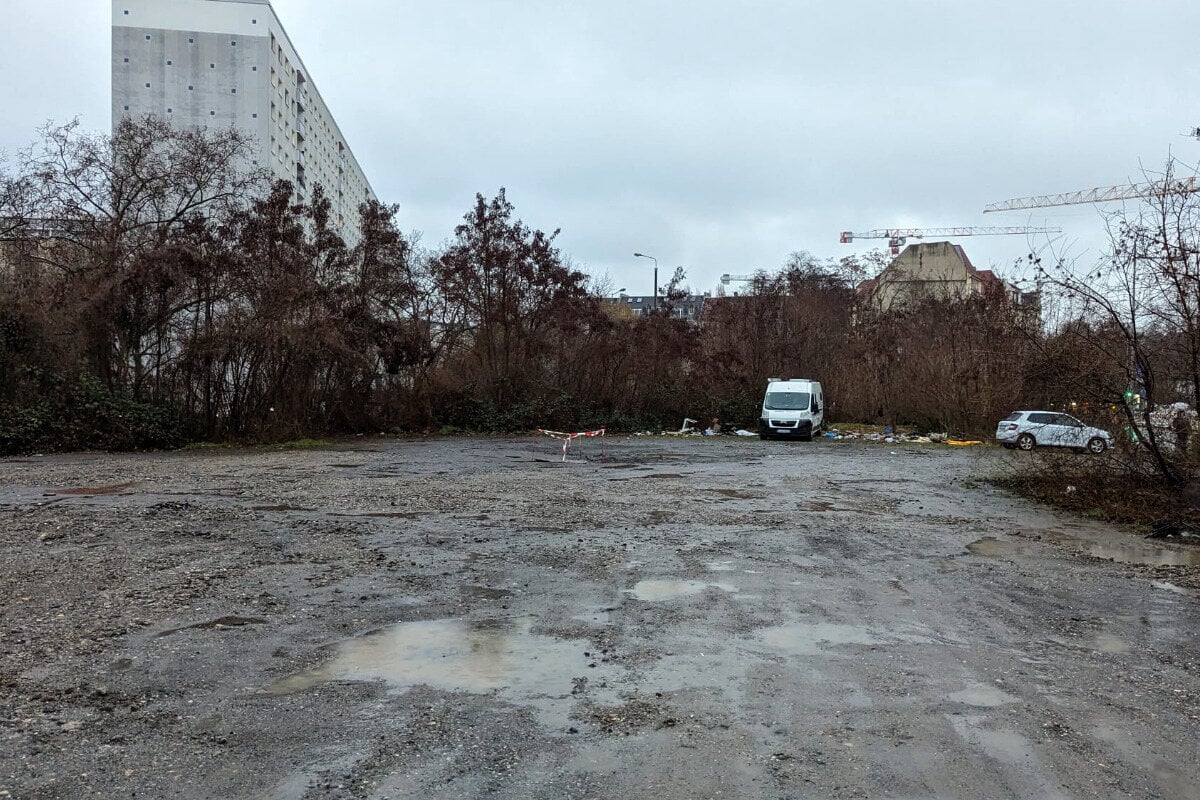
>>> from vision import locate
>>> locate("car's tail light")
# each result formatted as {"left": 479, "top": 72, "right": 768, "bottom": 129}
{"left": 1007, "top": 424, "right": 1018, "bottom": 431}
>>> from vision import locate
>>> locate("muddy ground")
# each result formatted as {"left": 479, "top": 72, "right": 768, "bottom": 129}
{"left": 1, "top": 437, "right": 1199, "bottom": 799}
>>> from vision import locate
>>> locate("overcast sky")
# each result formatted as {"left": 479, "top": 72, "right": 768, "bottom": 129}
{"left": 3, "top": 1, "right": 1199, "bottom": 295}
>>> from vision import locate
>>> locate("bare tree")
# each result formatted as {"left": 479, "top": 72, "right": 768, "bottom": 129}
{"left": 18, "top": 117, "right": 262, "bottom": 393}
{"left": 433, "top": 189, "right": 593, "bottom": 410}
{"left": 1025, "top": 158, "right": 1200, "bottom": 485}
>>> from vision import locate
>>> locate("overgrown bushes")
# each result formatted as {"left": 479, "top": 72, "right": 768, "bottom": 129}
{"left": 3, "top": 120, "right": 1197, "bottom": 468}
{"left": 0, "top": 375, "right": 182, "bottom": 453}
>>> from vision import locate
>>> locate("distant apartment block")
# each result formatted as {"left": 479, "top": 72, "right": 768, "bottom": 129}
{"left": 604, "top": 294, "right": 708, "bottom": 322}
{"left": 112, "top": 0, "right": 376, "bottom": 238}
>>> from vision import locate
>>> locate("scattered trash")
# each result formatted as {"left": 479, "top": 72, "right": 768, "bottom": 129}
{"left": 1147, "top": 522, "right": 1194, "bottom": 540}
{"left": 663, "top": 418, "right": 698, "bottom": 436}
{"left": 819, "top": 428, "right": 956, "bottom": 445}
{"left": 634, "top": 423, "right": 978, "bottom": 447}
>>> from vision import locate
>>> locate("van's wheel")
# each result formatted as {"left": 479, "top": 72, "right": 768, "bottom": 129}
{"left": 1016, "top": 433, "right": 1036, "bottom": 452}
{"left": 1087, "top": 437, "right": 1107, "bottom": 454}
{"left": 759, "top": 433, "right": 772, "bottom": 441}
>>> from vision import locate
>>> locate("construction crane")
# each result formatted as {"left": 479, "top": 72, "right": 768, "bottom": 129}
{"left": 716, "top": 273, "right": 765, "bottom": 296}
{"left": 719, "top": 273, "right": 759, "bottom": 285}
{"left": 983, "top": 176, "right": 1200, "bottom": 213}
{"left": 839, "top": 226, "right": 1062, "bottom": 255}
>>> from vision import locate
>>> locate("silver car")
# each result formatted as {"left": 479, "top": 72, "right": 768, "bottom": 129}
{"left": 996, "top": 411, "right": 1112, "bottom": 454}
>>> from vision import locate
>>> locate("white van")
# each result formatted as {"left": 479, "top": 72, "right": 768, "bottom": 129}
{"left": 760, "top": 378, "right": 824, "bottom": 441}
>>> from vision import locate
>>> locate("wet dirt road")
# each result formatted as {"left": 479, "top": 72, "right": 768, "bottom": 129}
{"left": 1, "top": 437, "right": 1199, "bottom": 799}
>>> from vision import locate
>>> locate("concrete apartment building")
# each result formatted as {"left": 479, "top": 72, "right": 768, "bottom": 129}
{"left": 112, "top": 0, "right": 376, "bottom": 238}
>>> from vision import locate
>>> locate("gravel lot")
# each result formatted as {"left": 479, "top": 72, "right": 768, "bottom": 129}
{"left": 1, "top": 437, "right": 1198, "bottom": 799}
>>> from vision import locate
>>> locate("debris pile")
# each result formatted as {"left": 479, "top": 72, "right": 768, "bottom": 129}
{"left": 635, "top": 422, "right": 984, "bottom": 446}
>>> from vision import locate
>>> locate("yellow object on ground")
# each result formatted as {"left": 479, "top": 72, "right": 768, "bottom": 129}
{"left": 946, "top": 440, "right": 984, "bottom": 447}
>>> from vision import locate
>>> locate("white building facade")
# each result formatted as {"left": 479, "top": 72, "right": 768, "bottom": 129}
{"left": 112, "top": 0, "right": 376, "bottom": 238}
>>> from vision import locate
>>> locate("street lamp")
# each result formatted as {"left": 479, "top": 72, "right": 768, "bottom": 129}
{"left": 633, "top": 252, "right": 658, "bottom": 310}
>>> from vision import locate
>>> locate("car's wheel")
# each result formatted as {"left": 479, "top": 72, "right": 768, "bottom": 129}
{"left": 1016, "top": 433, "right": 1036, "bottom": 451}
{"left": 759, "top": 433, "right": 772, "bottom": 441}
{"left": 1087, "top": 437, "right": 1107, "bottom": 454}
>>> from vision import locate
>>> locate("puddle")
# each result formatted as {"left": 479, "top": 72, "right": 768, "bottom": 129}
{"left": 949, "top": 683, "right": 1020, "bottom": 707}
{"left": 1151, "top": 581, "right": 1191, "bottom": 596}
{"left": 706, "top": 561, "right": 735, "bottom": 572}
{"left": 708, "top": 489, "right": 757, "bottom": 500}
{"left": 54, "top": 482, "right": 137, "bottom": 496}
{"left": 1093, "top": 633, "right": 1131, "bottom": 654}
{"left": 1081, "top": 543, "right": 1200, "bottom": 568}
{"left": 975, "top": 532, "right": 1200, "bottom": 568}
{"left": 333, "top": 511, "right": 430, "bottom": 520}
{"left": 625, "top": 580, "right": 738, "bottom": 601}
{"left": 967, "top": 538, "right": 1019, "bottom": 557}
{"left": 266, "top": 618, "right": 585, "bottom": 697}
{"left": 460, "top": 585, "right": 513, "bottom": 600}
{"left": 756, "top": 622, "right": 933, "bottom": 656}
{"left": 573, "top": 605, "right": 619, "bottom": 625}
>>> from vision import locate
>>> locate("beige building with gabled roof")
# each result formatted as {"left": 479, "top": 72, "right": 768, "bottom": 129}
{"left": 858, "top": 241, "right": 1005, "bottom": 311}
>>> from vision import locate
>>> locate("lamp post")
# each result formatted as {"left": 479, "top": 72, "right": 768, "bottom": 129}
{"left": 633, "top": 252, "right": 658, "bottom": 311}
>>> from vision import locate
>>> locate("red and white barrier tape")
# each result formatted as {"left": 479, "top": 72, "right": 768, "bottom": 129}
{"left": 537, "top": 428, "right": 606, "bottom": 461}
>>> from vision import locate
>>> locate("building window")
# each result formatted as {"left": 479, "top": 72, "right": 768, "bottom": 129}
{"left": 123, "top": 9, "right": 129, "bottom": 14}
{"left": 123, "top": 105, "right": 129, "bottom": 111}
{"left": 189, "top": 38, "right": 194, "bottom": 44}
{"left": 210, "top": 64, "right": 215, "bottom": 69}
{"left": 210, "top": 111, "right": 216, "bottom": 116}
{"left": 167, "top": 108, "right": 172, "bottom": 113}
{"left": 252, "top": 19, "right": 257, "bottom": 24}
{"left": 252, "top": 66, "right": 257, "bottom": 71}
{"left": 123, "top": 58, "right": 129, "bottom": 63}
{"left": 188, "top": 85, "right": 193, "bottom": 90}
{"left": 166, "top": 60, "right": 172, "bottom": 65}
{"left": 252, "top": 113, "right": 258, "bottom": 118}
{"left": 145, "top": 35, "right": 151, "bottom": 40}
{"left": 144, "top": 82, "right": 151, "bottom": 87}
{"left": 231, "top": 41, "right": 237, "bottom": 46}
{"left": 231, "top": 88, "right": 237, "bottom": 93}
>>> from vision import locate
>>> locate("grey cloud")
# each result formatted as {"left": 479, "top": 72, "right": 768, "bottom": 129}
{"left": 3, "top": 0, "right": 1198, "bottom": 292}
